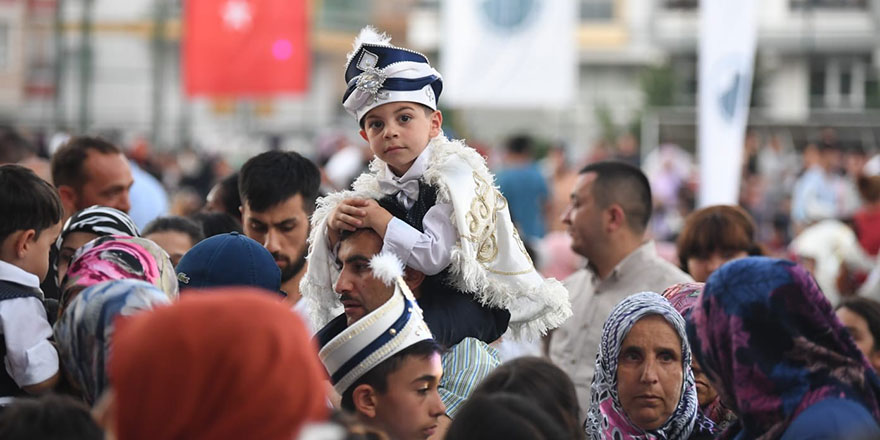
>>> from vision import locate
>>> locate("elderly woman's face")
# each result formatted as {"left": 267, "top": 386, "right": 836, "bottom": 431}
{"left": 617, "top": 315, "right": 683, "bottom": 431}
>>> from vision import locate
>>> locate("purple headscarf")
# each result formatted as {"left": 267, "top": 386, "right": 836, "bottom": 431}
{"left": 687, "top": 257, "right": 880, "bottom": 439}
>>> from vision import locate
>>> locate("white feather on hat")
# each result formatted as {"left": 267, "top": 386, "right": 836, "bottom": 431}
{"left": 345, "top": 26, "right": 391, "bottom": 65}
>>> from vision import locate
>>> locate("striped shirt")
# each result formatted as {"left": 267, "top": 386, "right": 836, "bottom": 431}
{"left": 438, "top": 337, "right": 500, "bottom": 418}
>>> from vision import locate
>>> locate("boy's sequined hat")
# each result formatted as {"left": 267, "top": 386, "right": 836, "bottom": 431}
{"left": 318, "top": 252, "right": 434, "bottom": 395}
{"left": 342, "top": 27, "right": 443, "bottom": 122}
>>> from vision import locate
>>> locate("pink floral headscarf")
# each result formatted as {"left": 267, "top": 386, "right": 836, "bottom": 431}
{"left": 61, "top": 235, "right": 178, "bottom": 310}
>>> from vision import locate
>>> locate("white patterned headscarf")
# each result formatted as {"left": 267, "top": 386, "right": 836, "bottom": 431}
{"left": 585, "top": 292, "right": 715, "bottom": 440}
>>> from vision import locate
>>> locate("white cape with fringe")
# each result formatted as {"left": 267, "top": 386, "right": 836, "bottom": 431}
{"left": 300, "top": 134, "right": 572, "bottom": 340}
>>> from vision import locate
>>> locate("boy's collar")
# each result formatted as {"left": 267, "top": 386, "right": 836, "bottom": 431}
{"left": 0, "top": 260, "right": 42, "bottom": 290}
{"left": 384, "top": 143, "right": 434, "bottom": 183}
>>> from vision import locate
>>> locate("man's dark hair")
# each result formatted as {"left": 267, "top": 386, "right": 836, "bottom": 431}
{"left": 0, "top": 393, "right": 103, "bottom": 440}
{"left": 0, "top": 128, "right": 36, "bottom": 164}
{"left": 340, "top": 339, "right": 442, "bottom": 412}
{"left": 189, "top": 212, "right": 243, "bottom": 238}
{"left": 579, "top": 161, "right": 652, "bottom": 233}
{"left": 0, "top": 164, "right": 63, "bottom": 243}
{"left": 239, "top": 151, "right": 320, "bottom": 214}
{"left": 143, "top": 216, "right": 205, "bottom": 246}
{"left": 445, "top": 393, "right": 570, "bottom": 440}
{"left": 214, "top": 173, "right": 242, "bottom": 220}
{"left": 51, "top": 136, "right": 121, "bottom": 189}
{"left": 837, "top": 297, "right": 880, "bottom": 352}
{"left": 506, "top": 135, "right": 534, "bottom": 155}
{"left": 470, "top": 357, "right": 585, "bottom": 440}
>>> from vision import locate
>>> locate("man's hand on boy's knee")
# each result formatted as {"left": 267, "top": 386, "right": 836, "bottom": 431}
{"left": 358, "top": 199, "right": 392, "bottom": 238}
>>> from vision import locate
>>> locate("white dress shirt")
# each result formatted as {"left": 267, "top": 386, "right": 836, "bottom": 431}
{"left": 378, "top": 145, "right": 457, "bottom": 276}
{"left": 0, "top": 260, "right": 59, "bottom": 389}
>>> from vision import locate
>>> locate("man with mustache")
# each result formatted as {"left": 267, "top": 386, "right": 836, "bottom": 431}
{"left": 239, "top": 151, "right": 320, "bottom": 308}
{"left": 316, "top": 226, "right": 500, "bottom": 439}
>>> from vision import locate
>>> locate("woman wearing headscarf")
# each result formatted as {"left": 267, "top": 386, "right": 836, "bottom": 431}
{"left": 59, "top": 235, "right": 177, "bottom": 312}
{"left": 105, "top": 289, "right": 328, "bottom": 440}
{"left": 54, "top": 279, "right": 170, "bottom": 405}
{"left": 586, "top": 292, "right": 716, "bottom": 440}
{"left": 688, "top": 257, "right": 880, "bottom": 439}
{"left": 55, "top": 206, "right": 140, "bottom": 285}
{"left": 662, "top": 283, "right": 737, "bottom": 430}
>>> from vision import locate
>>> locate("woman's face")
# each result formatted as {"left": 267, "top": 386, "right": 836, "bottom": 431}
{"left": 836, "top": 307, "right": 880, "bottom": 371}
{"left": 56, "top": 231, "right": 100, "bottom": 284}
{"left": 686, "top": 250, "right": 748, "bottom": 282}
{"left": 617, "top": 315, "right": 683, "bottom": 431}
{"left": 690, "top": 360, "right": 718, "bottom": 407}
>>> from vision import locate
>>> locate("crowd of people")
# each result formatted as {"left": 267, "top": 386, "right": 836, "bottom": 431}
{"left": 2, "top": 26, "right": 880, "bottom": 440}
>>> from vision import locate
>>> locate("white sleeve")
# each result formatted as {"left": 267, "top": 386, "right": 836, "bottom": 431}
{"left": 382, "top": 203, "right": 457, "bottom": 276}
{"left": 0, "top": 297, "right": 59, "bottom": 387}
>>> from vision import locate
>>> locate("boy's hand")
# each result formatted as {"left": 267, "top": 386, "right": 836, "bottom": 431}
{"left": 327, "top": 199, "right": 369, "bottom": 247}
{"left": 359, "top": 199, "right": 393, "bottom": 238}
{"left": 328, "top": 199, "right": 369, "bottom": 232}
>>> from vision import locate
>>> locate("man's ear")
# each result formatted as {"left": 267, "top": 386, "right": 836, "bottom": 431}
{"left": 57, "top": 185, "right": 77, "bottom": 217}
{"left": 605, "top": 204, "right": 627, "bottom": 233}
{"left": 429, "top": 110, "right": 443, "bottom": 138}
{"left": 352, "top": 384, "right": 378, "bottom": 418}
{"left": 13, "top": 229, "right": 36, "bottom": 259}
{"left": 403, "top": 267, "right": 425, "bottom": 292}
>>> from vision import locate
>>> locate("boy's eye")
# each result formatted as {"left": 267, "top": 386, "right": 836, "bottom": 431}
{"left": 368, "top": 120, "right": 383, "bottom": 129}
{"left": 399, "top": 114, "right": 412, "bottom": 122}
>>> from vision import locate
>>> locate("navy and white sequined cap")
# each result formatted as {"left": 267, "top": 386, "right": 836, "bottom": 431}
{"left": 342, "top": 27, "right": 443, "bottom": 122}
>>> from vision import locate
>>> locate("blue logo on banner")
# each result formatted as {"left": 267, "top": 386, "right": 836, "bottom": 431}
{"left": 711, "top": 55, "right": 751, "bottom": 123}
{"left": 480, "top": 0, "right": 540, "bottom": 32}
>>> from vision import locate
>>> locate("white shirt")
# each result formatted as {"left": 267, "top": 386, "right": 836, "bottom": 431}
{"left": 0, "top": 261, "right": 59, "bottom": 389}
{"left": 378, "top": 145, "right": 457, "bottom": 276}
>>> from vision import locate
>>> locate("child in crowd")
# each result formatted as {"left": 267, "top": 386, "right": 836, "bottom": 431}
{"left": 0, "top": 165, "right": 64, "bottom": 400}
{"left": 302, "top": 27, "right": 570, "bottom": 340}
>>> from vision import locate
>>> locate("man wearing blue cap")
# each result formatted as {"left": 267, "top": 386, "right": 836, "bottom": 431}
{"left": 175, "top": 232, "right": 282, "bottom": 295}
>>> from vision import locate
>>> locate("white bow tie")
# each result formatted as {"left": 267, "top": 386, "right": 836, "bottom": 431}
{"left": 379, "top": 178, "right": 420, "bottom": 209}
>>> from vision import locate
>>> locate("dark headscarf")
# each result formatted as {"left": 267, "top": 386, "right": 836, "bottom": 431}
{"left": 662, "top": 282, "right": 737, "bottom": 429}
{"left": 687, "top": 257, "right": 880, "bottom": 439}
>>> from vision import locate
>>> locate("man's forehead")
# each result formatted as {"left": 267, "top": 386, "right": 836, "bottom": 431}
{"left": 243, "top": 195, "right": 307, "bottom": 221}
{"left": 338, "top": 230, "right": 383, "bottom": 259}
{"left": 82, "top": 151, "right": 131, "bottom": 183}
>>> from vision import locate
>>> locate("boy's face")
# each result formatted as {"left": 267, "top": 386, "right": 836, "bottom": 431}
{"left": 26, "top": 221, "right": 63, "bottom": 282}
{"left": 373, "top": 352, "right": 445, "bottom": 440}
{"left": 359, "top": 102, "right": 442, "bottom": 177}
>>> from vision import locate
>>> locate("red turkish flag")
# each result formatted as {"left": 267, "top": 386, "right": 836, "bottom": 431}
{"left": 184, "top": 0, "right": 309, "bottom": 96}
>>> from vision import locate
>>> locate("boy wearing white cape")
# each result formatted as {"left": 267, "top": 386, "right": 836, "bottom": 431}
{"left": 302, "top": 27, "right": 571, "bottom": 342}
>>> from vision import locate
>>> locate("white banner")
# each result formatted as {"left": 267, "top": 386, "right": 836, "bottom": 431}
{"left": 698, "top": 0, "right": 758, "bottom": 207}
{"left": 441, "top": 0, "right": 576, "bottom": 108}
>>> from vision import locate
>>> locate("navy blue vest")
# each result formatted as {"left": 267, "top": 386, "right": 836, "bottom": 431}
{"left": 378, "top": 180, "right": 510, "bottom": 347}
{"left": 0, "top": 281, "right": 44, "bottom": 397}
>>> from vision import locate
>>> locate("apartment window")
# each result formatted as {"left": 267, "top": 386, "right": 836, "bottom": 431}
{"left": 580, "top": 0, "right": 614, "bottom": 21}
{"left": 316, "top": 0, "right": 371, "bottom": 31}
{"left": 0, "top": 23, "right": 8, "bottom": 71}
{"left": 664, "top": 0, "right": 698, "bottom": 9}
{"left": 809, "top": 55, "right": 869, "bottom": 109}
{"left": 791, "top": 0, "right": 867, "bottom": 10}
